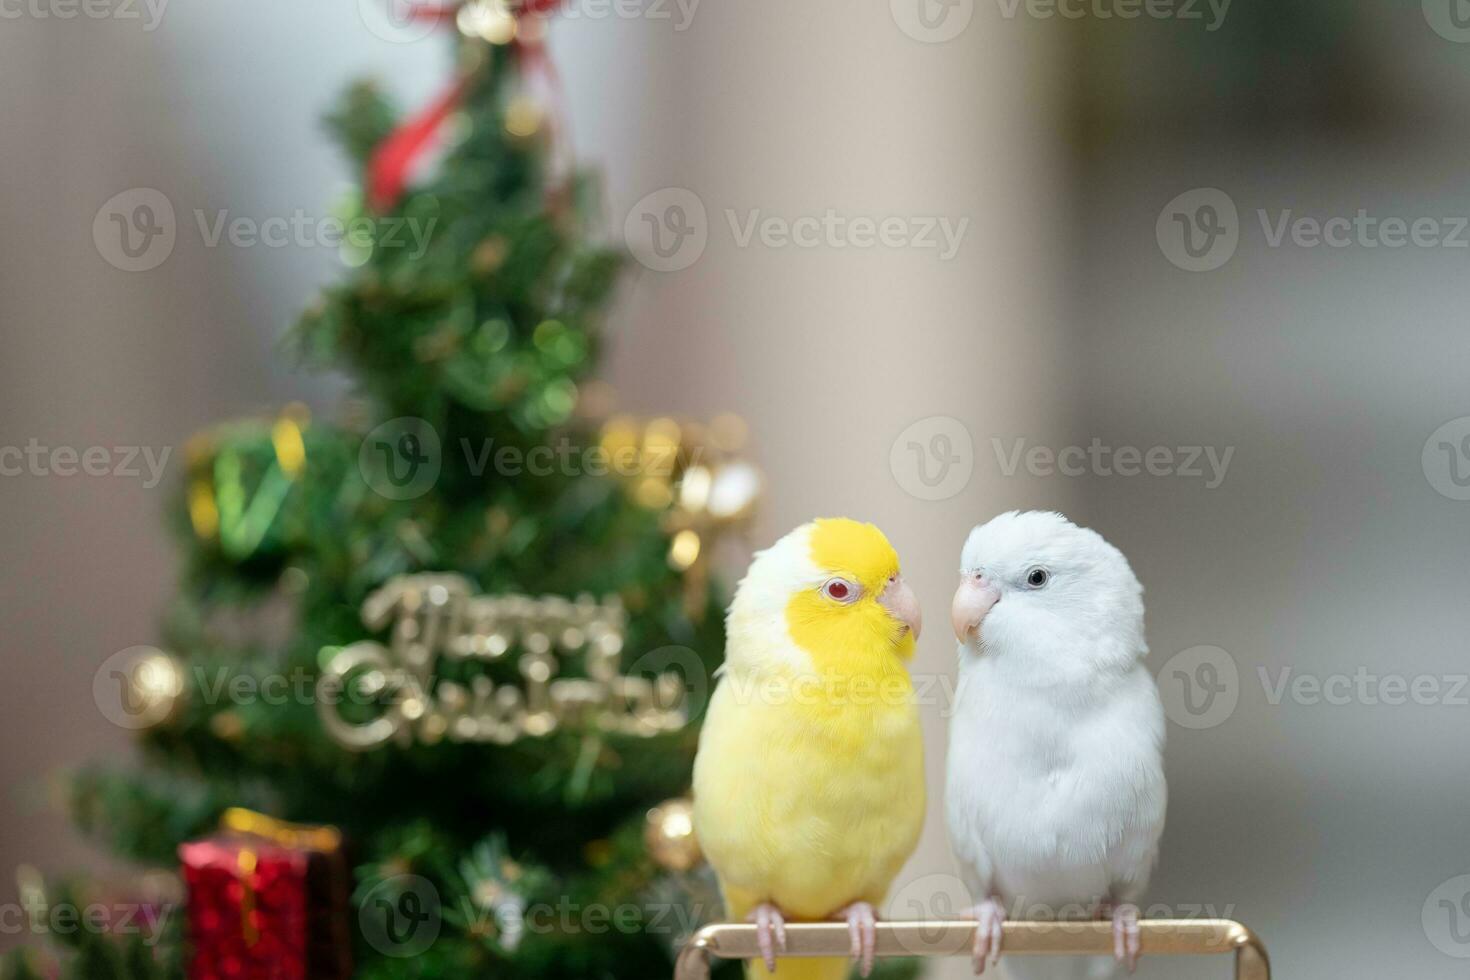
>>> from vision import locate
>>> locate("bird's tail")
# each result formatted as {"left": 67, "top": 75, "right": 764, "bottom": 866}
{"left": 742, "top": 953, "right": 851, "bottom": 980}
{"left": 722, "top": 888, "right": 852, "bottom": 980}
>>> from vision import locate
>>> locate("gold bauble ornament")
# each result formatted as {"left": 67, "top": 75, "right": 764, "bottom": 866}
{"left": 504, "top": 95, "right": 545, "bottom": 140}
{"left": 209, "top": 710, "right": 245, "bottom": 743}
{"left": 102, "top": 647, "right": 186, "bottom": 730}
{"left": 456, "top": 0, "right": 517, "bottom": 44}
{"left": 472, "top": 235, "right": 510, "bottom": 276}
{"left": 645, "top": 798, "right": 702, "bottom": 873}
{"left": 594, "top": 411, "right": 764, "bottom": 619}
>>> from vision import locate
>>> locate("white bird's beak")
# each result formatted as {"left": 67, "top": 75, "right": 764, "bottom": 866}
{"left": 878, "top": 574, "right": 922, "bottom": 640}
{"left": 952, "top": 573, "right": 1001, "bottom": 643}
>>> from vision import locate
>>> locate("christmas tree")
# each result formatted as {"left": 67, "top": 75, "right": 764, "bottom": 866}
{"left": 4, "top": 5, "right": 757, "bottom": 978}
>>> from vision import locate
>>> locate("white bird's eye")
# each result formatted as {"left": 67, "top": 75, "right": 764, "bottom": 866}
{"left": 821, "top": 578, "right": 860, "bottom": 603}
{"left": 1025, "top": 567, "right": 1050, "bottom": 589}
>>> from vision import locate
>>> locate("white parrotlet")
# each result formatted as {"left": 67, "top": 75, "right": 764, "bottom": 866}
{"left": 945, "top": 511, "right": 1167, "bottom": 976}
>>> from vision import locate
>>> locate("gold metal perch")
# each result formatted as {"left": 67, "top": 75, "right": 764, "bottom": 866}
{"left": 674, "top": 919, "right": 1269, "bottom": 980}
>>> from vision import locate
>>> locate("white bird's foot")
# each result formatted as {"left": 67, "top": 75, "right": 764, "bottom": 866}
{"left": 962, "top": 897, "right": 1005, "bottom": 974}
{"left": 835, "top": 901, "right": 878, "bottom": 978}
{"left": 746, "top": 902, "right": 788, "bottom": 973}
{"left": 1105, "top": 902, "right": 1141, "bottom": 973}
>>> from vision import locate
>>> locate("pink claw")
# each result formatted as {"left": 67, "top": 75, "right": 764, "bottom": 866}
{"left": 963, "top": 898, "right": 1005, "bottom": 974}
{"left": 747, "top": 902, "right": 788, "bottom": 973}
{"left": 1110, "top": 902, "right": 1141, "bottom": 973}
{"left": 836, "top": 901, "right": 879, "bottom": 978}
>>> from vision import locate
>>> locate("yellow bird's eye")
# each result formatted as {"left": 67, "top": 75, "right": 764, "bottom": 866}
{"left": 821, "top": 577, "right": 861, "bottom": 604}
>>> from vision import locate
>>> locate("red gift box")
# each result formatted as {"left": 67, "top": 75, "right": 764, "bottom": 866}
{"left": 180, "top": 809, "right": 351, "bottom": 980}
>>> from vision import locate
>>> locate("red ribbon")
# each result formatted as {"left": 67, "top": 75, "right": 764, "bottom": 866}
{"left": 366, "top": 0, "right": 566, "bottom": 213}
{"left": 366, "top": 75, "right": 470, "bottom": 213}
{"left": 404, "top": 0, "right": 560, "bottom": 19}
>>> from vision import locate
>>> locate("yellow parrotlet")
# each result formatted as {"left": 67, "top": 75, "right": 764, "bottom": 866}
{"left": 693, "top": 518, "right": 926, "bottom": 980}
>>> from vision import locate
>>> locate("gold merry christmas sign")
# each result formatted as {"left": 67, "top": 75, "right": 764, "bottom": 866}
{"left": 316, "top": 574, "right": 688, "bottom": 751}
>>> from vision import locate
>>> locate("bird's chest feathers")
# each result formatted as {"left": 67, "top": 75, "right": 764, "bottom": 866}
{"left": 755, "top": 652, "right": 921, "bottom": 818}
{"left": 949, "top": 669, "right": 1154, "bottom": 866}
{"left": 767, "top": 662, "right": 920, "bottom": 768}
{"left": 779, "top": 617, "right": 918, "bottom": 738}
{"left": 770, "top": 673, "right": 923, "bottom": 893}
{"left": 796, "top": 695, "right": 916, "bottom": 775}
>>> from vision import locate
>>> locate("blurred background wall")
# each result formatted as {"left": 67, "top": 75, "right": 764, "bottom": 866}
{"left": 1065, "top": 5, "right": 1470, "bottom": 978}
{"left": 2, "top": 2, "right": 1468, "bottom": 979}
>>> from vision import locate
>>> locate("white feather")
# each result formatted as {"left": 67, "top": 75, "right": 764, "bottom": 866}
{"left": 945, "top": 511, "right": 1166, "bottom": 921}
{"left": 722, "top": 522, "right": 826, "bottom": 675}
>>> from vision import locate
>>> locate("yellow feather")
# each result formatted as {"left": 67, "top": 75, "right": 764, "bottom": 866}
{"left": 693, "top": 520, "right": 926, "bottom": 980}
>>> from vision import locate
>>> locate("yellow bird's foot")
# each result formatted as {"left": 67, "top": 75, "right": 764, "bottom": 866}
{"left": 746, "top": 902, "right": 788, "bottom": 973}
{"left": 1102, "top": 902, "right": 1141, "bottom": 973}
{"left": 835, "top": 901, "right": 878, "bottom": 978}
{"left": 962, "top": 897, "right": 1005, "bottom": 974}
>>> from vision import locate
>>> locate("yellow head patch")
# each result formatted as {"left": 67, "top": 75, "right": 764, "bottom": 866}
{"left": 808, "top": 518, "right": 900, "bottom": 592}
{"left": 784, "top": 518, "right": 914, "bottom": 668}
